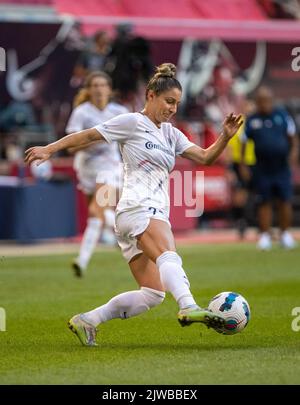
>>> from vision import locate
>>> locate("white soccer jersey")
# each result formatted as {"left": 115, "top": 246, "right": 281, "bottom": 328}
{"left": 94, "top": 112, "right": 195, "bottom": 216}
{"left": 66, "top": 101, "right": 128, "bottom": 169}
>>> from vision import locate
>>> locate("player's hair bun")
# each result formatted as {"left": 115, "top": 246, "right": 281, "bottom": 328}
{"left": 146, "top": 62, "right": 181, "bottom": 96}
{"left": 154, "top": 63, "right": 177, "bottom": 79}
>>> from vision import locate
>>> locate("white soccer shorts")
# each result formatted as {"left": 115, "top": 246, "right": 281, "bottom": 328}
{"left": 115, "top": 207, "right": 171, "bottom": 262}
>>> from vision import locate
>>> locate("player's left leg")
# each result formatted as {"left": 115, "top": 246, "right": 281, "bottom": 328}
{"left": 69, "top": 254, "right": 165, "bottom": 346}
{"left": 68, "top": 287, "right": 165, "bottom": 346}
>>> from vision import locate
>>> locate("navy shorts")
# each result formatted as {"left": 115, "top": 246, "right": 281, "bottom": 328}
{"left": 253, "top": 167, "right": 292, "bottom": 203}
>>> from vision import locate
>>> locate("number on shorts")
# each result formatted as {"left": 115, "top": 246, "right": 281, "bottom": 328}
{"left": 148, "top": 207, "right": 157, "bottom": 215}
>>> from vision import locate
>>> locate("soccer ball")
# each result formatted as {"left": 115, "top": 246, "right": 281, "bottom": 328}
{"left": 208, "top": 292, "right": 251, "bottom": 335}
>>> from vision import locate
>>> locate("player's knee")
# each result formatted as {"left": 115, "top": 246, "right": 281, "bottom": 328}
{"left": 156, "top": 251, "right": 182, "bottom": 267}
{"left": 141, "top": 287, "right": 165, "bottom": 308}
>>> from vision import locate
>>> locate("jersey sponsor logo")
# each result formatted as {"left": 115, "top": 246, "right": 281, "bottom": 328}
{"left": 145, "top": 141, "right": 173, "bottom": 156}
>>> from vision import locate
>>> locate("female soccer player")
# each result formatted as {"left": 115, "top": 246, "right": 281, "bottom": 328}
{"left": 66, "top": 71, "right": 127, "bottom": 277}
{"left": 25, "top": 63, "right": 243, "bottom": 346}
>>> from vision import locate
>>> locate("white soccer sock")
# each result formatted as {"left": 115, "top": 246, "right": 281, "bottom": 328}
{"left": 83, "top": 287, "right": 165, "bottom": 327}
{"left": 77, "top": 217, "right": 103, "bottom": 270}
{"left": 104, "top": 208, "right": 116, "bottom": 228}
{"left": 156, "top": 251, "right": 197, "bottom": 310}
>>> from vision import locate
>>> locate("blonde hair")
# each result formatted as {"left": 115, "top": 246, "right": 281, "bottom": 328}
{"left": 146, "top": 63, "right": 181, "bottom": 98}
{"left": 73, "top": 71, "right": 112, "bottom": 108}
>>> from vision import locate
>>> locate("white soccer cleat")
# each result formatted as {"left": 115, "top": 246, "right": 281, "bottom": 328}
{"left": 280, "top": 231, "right": 297, "bottom": 250}
{"left": 68, "top": 314, "right": 98, "bottom": 346}
{"left": 177, "top": 305, "right": 226, "bottom": 331}
{"left": 257, "top": 232, "right": 272, "bottom": 251}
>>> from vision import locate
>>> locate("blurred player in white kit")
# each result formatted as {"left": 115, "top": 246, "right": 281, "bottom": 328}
{"left": 66, "top": 71, "right": 128, "bottom": 277}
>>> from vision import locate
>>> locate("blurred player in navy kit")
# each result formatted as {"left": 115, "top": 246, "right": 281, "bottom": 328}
{"left": 241, "top": 86, "right": 298, "bottom": 250}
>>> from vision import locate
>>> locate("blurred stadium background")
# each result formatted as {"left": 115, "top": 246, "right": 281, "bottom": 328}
{"left": 0, "top": 0, "right": 300, "bottom": 245}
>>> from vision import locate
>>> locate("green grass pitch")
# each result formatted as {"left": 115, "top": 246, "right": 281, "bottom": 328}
{"left": 1, "top": 243, "right": 300, "bottom": 385}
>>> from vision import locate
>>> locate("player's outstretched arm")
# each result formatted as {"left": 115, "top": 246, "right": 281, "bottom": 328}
{"left": 182, "top": 113, "right": 243, "bottom": 166}
{"left": 25, "top": 128, "right": 104, "bottom": 165}
{"left": 67, "top": 140, "right": 102, "bottom": 154}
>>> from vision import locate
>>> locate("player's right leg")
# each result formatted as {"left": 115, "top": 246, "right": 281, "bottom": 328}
{"left": 136, "top": 219, "right": 225, "bottom": 330}
{"left": 130, "top": 252, "right": 224, "bottom": 330}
